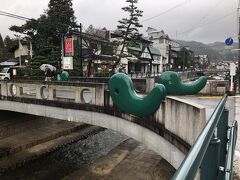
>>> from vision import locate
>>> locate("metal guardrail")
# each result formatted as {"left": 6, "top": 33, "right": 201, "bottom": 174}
{"left": 225, "top": 120, "right": 238, "bottom": 180}
{"left": 172, "top": 94, "right": 238, "bottom": 180}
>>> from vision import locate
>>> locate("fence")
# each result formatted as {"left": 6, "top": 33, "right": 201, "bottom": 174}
{"left": 172, "top": 94, "right": 238, "bottom": 180}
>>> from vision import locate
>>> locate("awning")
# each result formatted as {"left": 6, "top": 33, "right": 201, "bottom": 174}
{"left": 0, "top": 61, "right": 18, "bottom": 66}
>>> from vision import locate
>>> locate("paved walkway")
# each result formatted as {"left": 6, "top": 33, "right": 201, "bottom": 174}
{"left": 234, "top": 96, "right": 240, "bottom": 179}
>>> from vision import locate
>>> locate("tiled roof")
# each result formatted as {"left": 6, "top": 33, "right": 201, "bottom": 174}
{"left": 149, "top": 47, "right": 161, "bottom": 55}
{"left": 128, "top": 46, "right": 142, "bottom": 52}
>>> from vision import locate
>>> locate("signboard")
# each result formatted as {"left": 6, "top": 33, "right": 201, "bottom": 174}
{"left": 230, "top": 62, "right": 236, "bottom": 76}
{"left": 230, "top": 62, "right": 236, "bottom": 92}
{"left": 64, "top": 38, "right": 74, "bottom": 56}
{"left": 63, "top": 57, "right": 73, "bottom": 70}
{"left": 225, "top": 37, "right": 234, "bottom": 46}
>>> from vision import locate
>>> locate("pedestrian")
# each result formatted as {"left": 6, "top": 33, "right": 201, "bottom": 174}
{"left": 45, "top": 67, "right": 52, "bottom": 81}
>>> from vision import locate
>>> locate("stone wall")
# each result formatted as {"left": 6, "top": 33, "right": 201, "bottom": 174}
{"left": 69, "top": 77, "right": 155, "bottom": 93}
{"left": 164, "top": 96, "right": 205, "bottom": 145}
{"left": 199, "top": 80, "right": 229, "bottom": 96}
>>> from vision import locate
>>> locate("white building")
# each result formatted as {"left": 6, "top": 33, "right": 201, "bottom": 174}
{"left": 146, "top": 27, "right": 180, "bottom": 71}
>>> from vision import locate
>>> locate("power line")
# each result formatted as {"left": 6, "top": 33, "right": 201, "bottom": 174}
{"left": 141, "top": 0, "right": 191, "bottom": 23}
{"left": 178, "top": 10, "right": 237, "bottom": 35}
{"left": 0, "top": 10, "right": 31, "bottom": 21}
{"left": 188, "top": 0, "right": 226, "bottom": 29}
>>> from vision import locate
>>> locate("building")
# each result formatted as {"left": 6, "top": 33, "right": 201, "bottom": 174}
{"left": 194, "top": 55, "right": 209, "bottom": 70}
{"left": 14, "top": 45, "right": 29, "bottom": 58}
{"left": 146, "top": 27, "right": 180, "bottom": 71}
{"left": 111, "top": 32, "right": 162, "bottom": 75}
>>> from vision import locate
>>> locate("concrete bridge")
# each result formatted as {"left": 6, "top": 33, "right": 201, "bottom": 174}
{"left": 0, "top": 80, "right": 206, "bottom": 171}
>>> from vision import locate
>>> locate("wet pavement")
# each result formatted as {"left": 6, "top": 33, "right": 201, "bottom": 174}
{"left": 177, "top": 95, "right": 235, "bottom": 120}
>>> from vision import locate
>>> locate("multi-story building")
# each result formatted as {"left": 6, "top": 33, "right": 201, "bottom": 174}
{"left": 146, "top": 27, "right": 180, "bottom": 71}
{"left": 194, "top": 54, "right": 209, "bottom": 70}
{"left": 111, "top": 32, "right": 162, "bottom": 75}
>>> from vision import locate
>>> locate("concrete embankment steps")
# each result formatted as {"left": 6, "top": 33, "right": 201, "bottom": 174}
{"left": 0, "top": 116, "right": 88, "bottom": 158}
{"left": 0, "top": 125, "right": 104, "bottom": 175}
{"left": 0, "top": 116, "right": 37, "bottom": 138}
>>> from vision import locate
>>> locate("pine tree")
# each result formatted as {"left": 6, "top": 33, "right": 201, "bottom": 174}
{"left": 9, "top": 0, "right": 77, "bottom": 68}
{"left": 0, "top": 34, "right": 4, "bottom": 62}
{"left": 113, "top": 0, "right": 143, "bottom": 71}
{"left": 0, "top": 34, "right": 4, "bottom": 48}
{"left": 47, "top": 0, "right": 77, "bottom": 46}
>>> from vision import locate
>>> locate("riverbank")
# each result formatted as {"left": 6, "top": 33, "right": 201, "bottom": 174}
{"left": 0, "top": 111, "right": 175, "bottom": 179}
{"left": 0, "top": 111, "right": 105, "bottom": 175}
{"left": 63, "top": 139, "right": 175, "bottom": 180}
{"left": 1, "top": 109, "right": 237, "bottom": 179}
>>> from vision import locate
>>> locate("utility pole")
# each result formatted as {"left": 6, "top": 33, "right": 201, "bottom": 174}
{"left": 182, "top": 47, "right": 185, "bottom": 72}
{"left": 61, "top": 35, "right": 64, "bottom": 69}
{"left": 17, "top": 37, "right": 22, "bottom": 67}
{"left": 79, "top": 23, "right": 83, "bottom": 76}
{"left": 238, "top": 0, "right": 240, "bottom": 93}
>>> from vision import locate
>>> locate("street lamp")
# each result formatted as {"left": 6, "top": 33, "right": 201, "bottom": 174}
{"left": 237, "top": 0, "right": 240, "bottom": 93}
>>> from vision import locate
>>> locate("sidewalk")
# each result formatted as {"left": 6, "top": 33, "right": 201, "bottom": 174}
{"left": 234, "top": 96, "right": 240, "bottom": 179}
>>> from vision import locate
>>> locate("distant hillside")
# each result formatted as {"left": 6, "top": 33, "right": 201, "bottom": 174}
{"left": 176, "top": 40, "right": 238, "bottom": 61}
{"left": 208, "top": 41, "right": 238, "bottom": 61}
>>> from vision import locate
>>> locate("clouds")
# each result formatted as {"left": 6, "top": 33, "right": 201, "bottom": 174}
{"left": 0, "top": 0, "right": 238, "bottom": 43}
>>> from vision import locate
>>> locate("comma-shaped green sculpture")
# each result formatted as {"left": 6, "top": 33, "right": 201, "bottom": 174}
{"left": 109, "top": 73, "right": 166, "bottom": 117}
{"left": 156, "top": 71, "right": 207, "bottom": 95}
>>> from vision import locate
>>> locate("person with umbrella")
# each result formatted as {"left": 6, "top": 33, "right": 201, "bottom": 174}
{"left": 39, "top": 64, "right": 56, "bottom": 81}
{"left": 45, "top": 67, "right": 52, "bottom": 81}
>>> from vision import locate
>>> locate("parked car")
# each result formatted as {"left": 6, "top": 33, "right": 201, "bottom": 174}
{"left": 0, "top": 66, "right": 19, "bottom": 80}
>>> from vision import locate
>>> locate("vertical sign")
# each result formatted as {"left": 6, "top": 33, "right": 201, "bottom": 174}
{"left": 230, "top": 62, "right": 236, "bottom": 76}
{"left": 63, "top": 57, "right": 73, "bottom": 70}
{"left": 64, "top": 38, "right": 74, "bottom": 56}
{"left": 230, "top": 62, "right": 236, "bottom": 91}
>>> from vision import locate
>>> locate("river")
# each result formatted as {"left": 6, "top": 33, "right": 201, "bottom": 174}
{"left": 0, "top": 129, "right": 128, "bottom": 180}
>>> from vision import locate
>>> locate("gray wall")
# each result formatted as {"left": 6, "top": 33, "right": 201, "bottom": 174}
{"left": 199, "top": 80, "right": 229, "bottom": 96}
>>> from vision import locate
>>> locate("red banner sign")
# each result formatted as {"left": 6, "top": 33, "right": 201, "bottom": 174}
{"left": 64, "top": 38, "right": 74, "bottom": 56}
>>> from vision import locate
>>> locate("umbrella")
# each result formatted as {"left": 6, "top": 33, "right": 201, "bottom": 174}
{"left": 39, "top": 64, "right": 56, "bottom": 72}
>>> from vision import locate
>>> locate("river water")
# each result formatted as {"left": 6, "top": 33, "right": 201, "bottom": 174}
{"left": 0, "top": 129, "right": 128, "bottom": 180}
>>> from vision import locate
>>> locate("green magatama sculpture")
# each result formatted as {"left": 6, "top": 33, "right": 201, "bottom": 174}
{"left": 57, "top": 71, "right": 69, "bottom": 81}
{"left": 109, "top": 73, "right": 166, "bottom": 117}
{"left": 157, "top": 71, "right": 207, "bottom": 95}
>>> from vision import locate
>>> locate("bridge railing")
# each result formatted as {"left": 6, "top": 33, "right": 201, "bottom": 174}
{"left": 172, "top": 94, "right": 238, "bottom": 180}
{"left": 225, "top": 120, "right": 238, "bottom": 180}
{"left": 0, "top": 81, "right": 107, "bottom": 106}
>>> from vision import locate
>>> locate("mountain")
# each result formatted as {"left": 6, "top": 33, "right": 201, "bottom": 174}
{"left": 176, "top": 40, "right": 238, "bottom": 61}
{"left": 208, "top": 41, "right": 238, "bottom": 61}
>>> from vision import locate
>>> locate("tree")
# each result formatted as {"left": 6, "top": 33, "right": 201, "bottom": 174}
{"left": 174, "top": 47, "right": 194, "bottom": 71}
{"left": 47, "top": 0, "right": 76, "bottom": 46}
{"left": 9, "top": 0, "right": 77, "bottom": 68}
{"left": 0, "top": 34, "right": 4, "bottom": 48}
{"left": 0, "top": 34, "right": 5, "bottom": 62}
{"left": 0, "top": 35, "right": 16, "bottom": 62}
{"left": 113, "top": 0, "right": 143, "bottom": 72}
{"left": 85, "top": 24, "right": 108, "bottom": 39}
{"left": 4, "top": 36, "right": 17, "bottom": 52}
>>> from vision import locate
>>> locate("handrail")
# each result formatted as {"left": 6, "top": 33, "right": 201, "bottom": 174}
{"left": 225, "top": 120, "right": 238, "bottom": 180}
{"left": 172, "top": 94, "right": 228, "bottom": 180}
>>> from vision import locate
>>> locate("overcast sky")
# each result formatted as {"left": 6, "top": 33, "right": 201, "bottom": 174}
{"left": 0, "top": 0, "right": 238, "bottom": 43}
